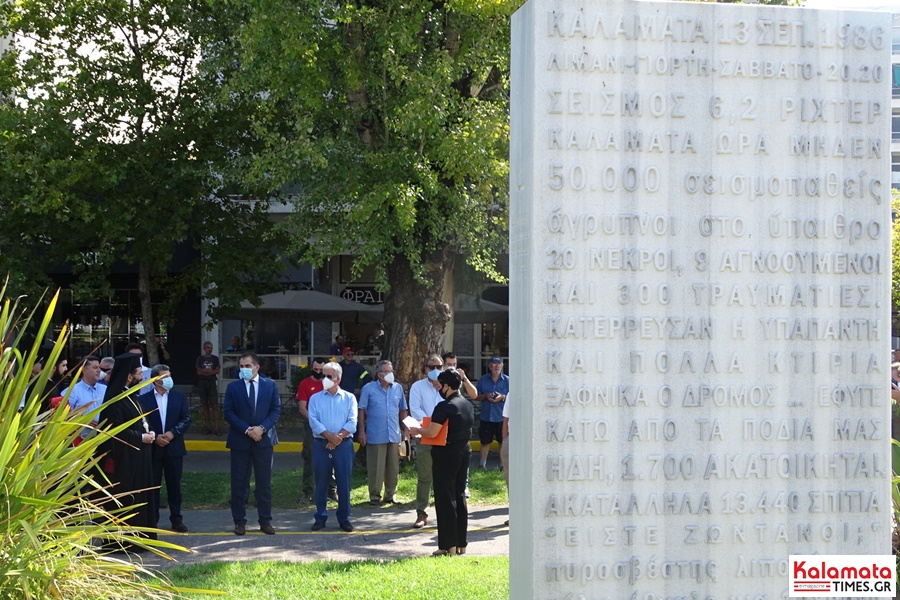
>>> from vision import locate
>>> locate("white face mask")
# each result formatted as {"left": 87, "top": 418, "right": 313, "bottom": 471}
{"left": 98, "top": 370, "right": 107, "bottom": 381}
{"left": 322, "top": 376, "right": 335, "bottom": 391}
{"left": 383, "top": 372, "right": 395, "bottom": 384}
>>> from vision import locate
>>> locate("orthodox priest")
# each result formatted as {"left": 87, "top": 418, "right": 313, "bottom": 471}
{"left": 99, "top": 351, "right": 158, "bottom": 544}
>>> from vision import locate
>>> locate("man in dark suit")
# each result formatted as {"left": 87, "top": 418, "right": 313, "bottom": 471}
{"left": 139, "top": 364, "right": 192, "bottom": 532}
{"left": 223, "top": 352, "right": 281, "bottom": 535}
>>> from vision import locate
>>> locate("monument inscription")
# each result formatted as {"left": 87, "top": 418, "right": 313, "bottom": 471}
{"left": 510, "top": 0, "right": 891, "bottom": 598}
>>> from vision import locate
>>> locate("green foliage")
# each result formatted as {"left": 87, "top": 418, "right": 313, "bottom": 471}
{"left": 0, "top": 286, "right": 194, "bottom": 598}
{"left": 0, "top": 0, "right": 289, "bottom": 324}
{"left": 165, "top": 556, "right": 510, "bottom": 600}
{"left": 221, "top": 0, "right": 516, "bottom": 289}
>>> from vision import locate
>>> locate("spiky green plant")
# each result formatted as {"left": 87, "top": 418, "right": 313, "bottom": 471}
{"left": 0, "top": 286, "right": 204, "bottom": 599}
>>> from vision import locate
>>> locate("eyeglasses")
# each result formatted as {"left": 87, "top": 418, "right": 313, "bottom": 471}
{"left": 100, "top": 368, "right": 111, "bottom": 373}
{"left": 324, "top": 374, "right": 335, "bottom": 379}
{"left": 427, "top": 364, "right": 441, "bottom": 369}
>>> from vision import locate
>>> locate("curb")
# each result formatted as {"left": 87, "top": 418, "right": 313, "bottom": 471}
{"left": 184, "top": 440, "right": 501, "bottom": 453}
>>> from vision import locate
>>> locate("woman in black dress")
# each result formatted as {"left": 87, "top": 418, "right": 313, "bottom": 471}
{"left": 98, "top": 352, "right": 157, "bottom": 545}
{"left": 411, "top": 369, "right": 474, "bottom": 556}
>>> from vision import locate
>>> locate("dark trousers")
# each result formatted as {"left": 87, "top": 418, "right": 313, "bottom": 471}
{"left": 432, "top": 441, "right": 471, "bottom": 550}
{"left": 301, "top": 420, "right": 315, "bottom": 495}
{"left": 230, "top": 445, "right": 274, "bottom": 525}
{"left": 312, "top": 438, "right": 353, "bottom": 525}
{"left": 150, "top": 453, "right": 184, "bottom": 526}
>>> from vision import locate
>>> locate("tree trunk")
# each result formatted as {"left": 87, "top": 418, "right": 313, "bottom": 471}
{"left": 381, "top": 246, "right": 453, "bottom": 386}
{"left": 137, "top": 261, "right": 159, "bottom": 366}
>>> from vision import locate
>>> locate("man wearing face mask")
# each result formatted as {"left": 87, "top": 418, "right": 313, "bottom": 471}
{"left": 308, "top": 363, "right": 357, "bottom": 531}
{"left": 139, "top": 364, "right": 192, "bottom": 532}
{"left": 223, "top": 352, "right": 282, "bottom": 535}
{"left": 98, "top": 356, "right": 115, "bottom": 385}
{"left": 295, "top": 358, "right": 336, "bottom": 502}
{"left": 358, "top": 360, "right": 409, "bottom": 506}
{"left": 407, "top": 354, "right": 444, "bottom": 528}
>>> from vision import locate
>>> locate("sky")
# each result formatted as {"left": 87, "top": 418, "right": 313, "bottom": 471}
{"left": 802, "top": 0, "right": 900, "bottom": 9}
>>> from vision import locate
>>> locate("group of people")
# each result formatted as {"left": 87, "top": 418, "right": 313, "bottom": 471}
{"left": 288, "top": 350, "right": 509, "bottom": 555}
{"left": 32, "top": 344, "right": 193, "bottom": 547}
{"left": 39, "top": 339, "right": 509, "bottom": 557}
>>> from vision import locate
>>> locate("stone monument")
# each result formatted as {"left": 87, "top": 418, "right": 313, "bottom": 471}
{"left": 509, "top": 0, "right": 892, "bottom": 597}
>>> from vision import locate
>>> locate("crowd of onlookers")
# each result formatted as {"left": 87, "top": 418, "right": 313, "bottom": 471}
{"left": 29, "top": 338, "right": 510, "bottom": 555}
{"left": 217, "top": 343, "right": 509, "bottom": 546}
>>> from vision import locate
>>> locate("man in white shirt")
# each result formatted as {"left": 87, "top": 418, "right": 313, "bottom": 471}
{"left": 407, "top": 354, "right": 444, "bottom": 529}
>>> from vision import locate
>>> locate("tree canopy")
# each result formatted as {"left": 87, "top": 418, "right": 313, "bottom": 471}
{"left": 0, "top": 0, "right": 290, "bottom": 356}
{"left": 223, "top": 0, "right": 518, "bottom": 375}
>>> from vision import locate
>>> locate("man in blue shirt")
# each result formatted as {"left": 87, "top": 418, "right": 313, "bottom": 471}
{"left": 475, "top": 356, "right": 509, "bottom": 469}
{"left": 358, "top": 360, "right": 408, "bottom": 505}
{"left": 308, "top": 362, "right": 358, "bottom": 532}
{"left": 64, "top": 355, "right": 105, "bottom": 441}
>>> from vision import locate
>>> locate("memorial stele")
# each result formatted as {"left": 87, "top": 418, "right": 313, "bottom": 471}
{"left": 509, "top": 0, "right": 892, "bottom": 597}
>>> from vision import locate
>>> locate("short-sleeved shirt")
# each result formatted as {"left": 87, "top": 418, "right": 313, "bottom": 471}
{"left": 430, "top": 391, "right": 474, "bottom": 444}
{"left": 296, "top": 375, "right": 324, "bottom": 407}
{"left": 476, "top": 372, "right": 509, "bottom": 423}
{"left": 338, "top": 360, "right": 368, "bottom": 396}
{"left": 358, "top": 381, "right": 407, "bottom": 444}
{"left": 196, "top": 354, "right": 220, "bottom": 382}
{"left": 65, "top": 379, "right": 105, "bottom": 437}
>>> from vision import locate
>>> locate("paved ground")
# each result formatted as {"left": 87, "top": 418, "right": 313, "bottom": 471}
{"left": 141, "top": 503, "right": 509, "bottom": 570}
{"left": 138, "top": 450, "right": 510, "bottom": 570}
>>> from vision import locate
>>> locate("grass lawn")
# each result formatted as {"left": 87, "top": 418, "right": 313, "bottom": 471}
{"left": 165, "top": 556, "right": 509, "bottom": 599}
{"left": 173, "top": 460, "right": 508, "bottom": 510}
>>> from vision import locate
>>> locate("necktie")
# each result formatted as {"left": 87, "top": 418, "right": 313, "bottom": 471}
{"left": 249, "top": 381, "right": 256, "bottom": 416}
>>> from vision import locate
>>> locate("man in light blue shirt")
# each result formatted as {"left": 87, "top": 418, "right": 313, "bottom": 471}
{"left": 63, "top": 355, "right": 105, "bottom": 440}
{"left": 308, "top": 362, "right": 358, "bottom": 532}
{"left": 358, "top": 360, "right": 408, "bottom": 506}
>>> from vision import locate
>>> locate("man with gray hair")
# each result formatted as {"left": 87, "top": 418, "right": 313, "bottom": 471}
{"left": 408, "top": 353, "right": 444, "bottom": 528}
{"left": 98, "top": 356, "right": 115, "bottom": 385}
{"left": 358, "top": 359, "right": 409, "bottom": 505}
{"left": 308, "top": 362, "right": 357, "bottom": 531}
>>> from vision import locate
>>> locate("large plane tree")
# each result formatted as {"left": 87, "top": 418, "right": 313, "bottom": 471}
{"left": 226, "top": 0, "right": 516, "bottom": 380}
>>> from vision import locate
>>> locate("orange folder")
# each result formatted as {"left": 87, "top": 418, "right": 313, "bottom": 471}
{"left": 420, "top": 416, "right": 449, "bottom": 446}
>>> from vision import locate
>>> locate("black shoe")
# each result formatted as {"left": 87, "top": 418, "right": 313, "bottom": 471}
{"left": 234, "top": 523, "right": 246, "bottom": 536}
{"left": 259, "top": 523, "right": 275, "bottom": 535}
{"left": 311, "top": 521, "right": 325, "bottom": 531}
{"left": 339, "top": 521, "right": 354, "bottom": 532}
{"left": 171, "top": 522, "right": 188, "bottom": 533}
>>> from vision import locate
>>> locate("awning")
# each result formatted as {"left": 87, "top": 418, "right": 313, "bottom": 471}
{"left": 453, "top": 294, "right": 508, "bottom": 323}
{"left": 234, "top": 290, "right": 507, "bottom": 324}
{"left": 235, "top": 290, "right": 382, "bottom": 323}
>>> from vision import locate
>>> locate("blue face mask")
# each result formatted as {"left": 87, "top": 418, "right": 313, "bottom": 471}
{"left": 239, "top": 368, "right": 254, "bottom": 381}
{"left": 162, "top": 376, "right": 175, "bottom": 390}
{"left": 427, "top": 369, "right": 442, "bottom": 381}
